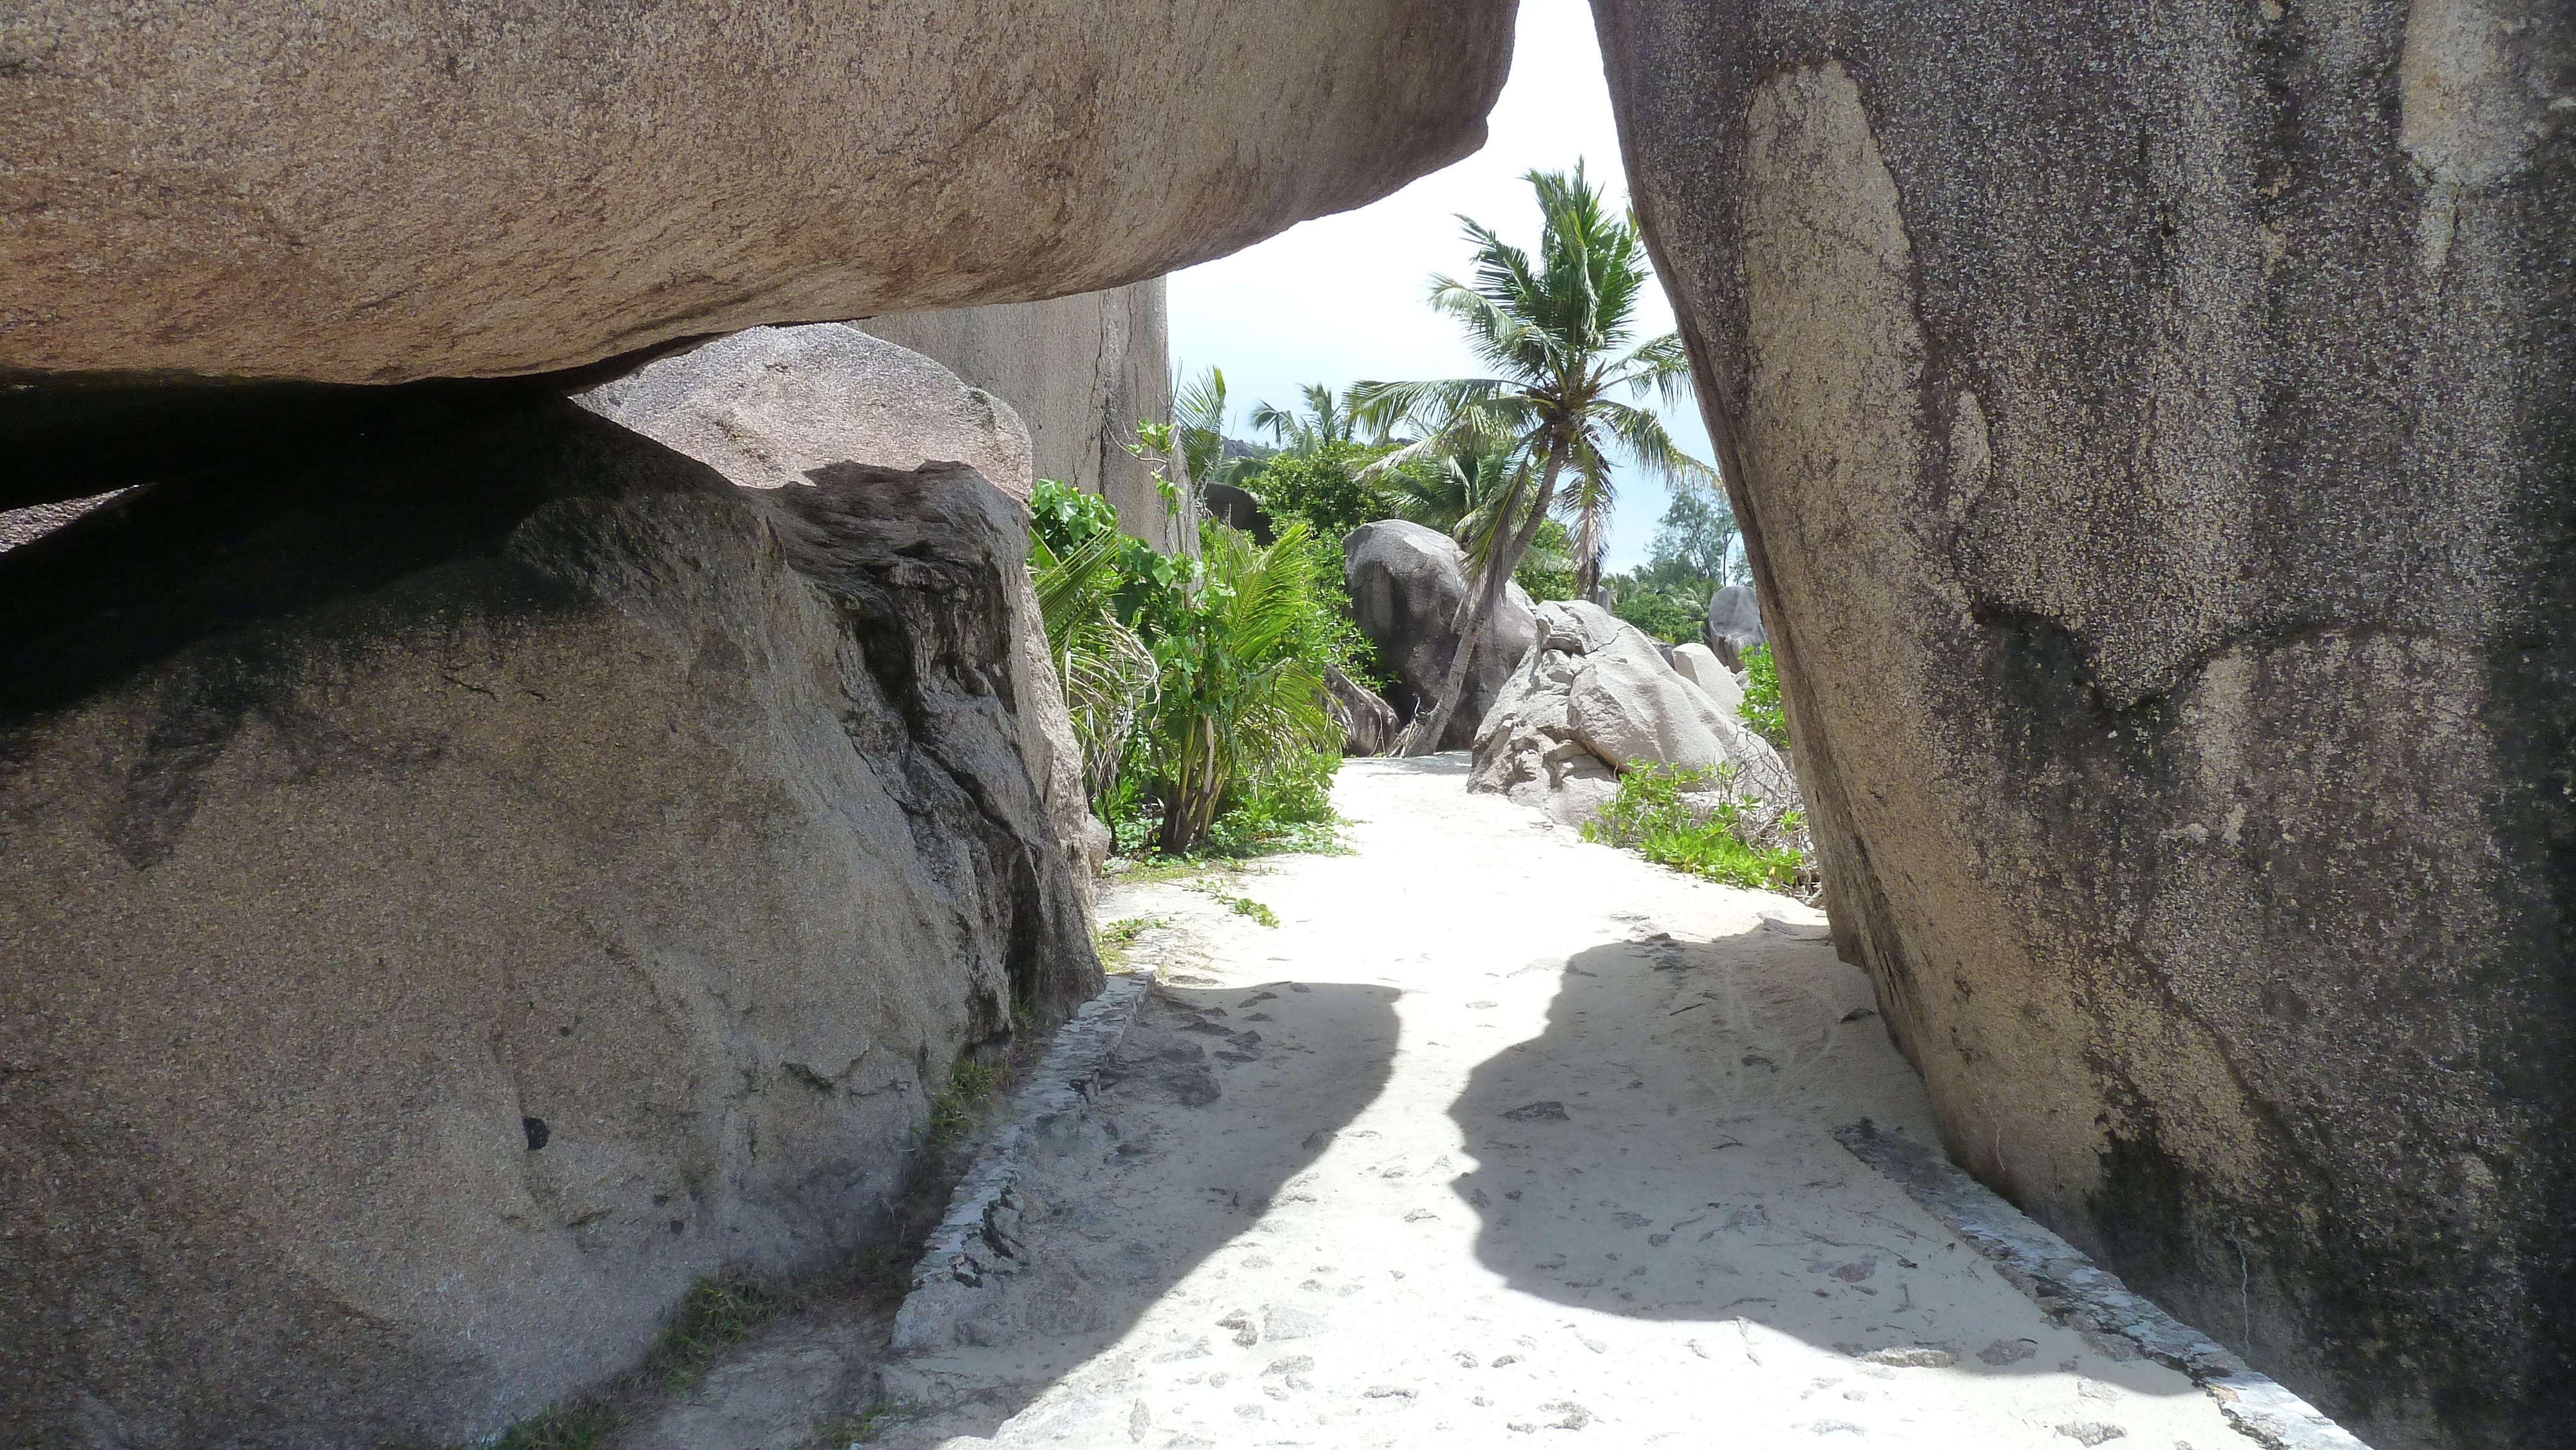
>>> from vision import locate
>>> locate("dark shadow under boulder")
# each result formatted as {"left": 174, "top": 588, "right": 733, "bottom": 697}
{"left": 0, "top": 392, "right": 1098, "bottom": 1448}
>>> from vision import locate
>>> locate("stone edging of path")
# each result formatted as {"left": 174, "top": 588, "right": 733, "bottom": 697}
{"left": 1834, "top": 1120, "right": 2370, "bottom": 1450}
{"left": 889, "top": 968, "right": 1157, "bottom": 1353}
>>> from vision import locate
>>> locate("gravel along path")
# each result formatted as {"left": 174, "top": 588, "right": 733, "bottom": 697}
{"left": 876, "top": 755, "right": 2249, "bottom": 1449}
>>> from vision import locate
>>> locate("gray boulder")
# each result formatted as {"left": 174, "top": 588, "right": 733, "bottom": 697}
{"left": 1201, "top": 481, "right": 1278, "bottom": 544}
{"left": 1343, "top": 520, "right": 1537, "bottom": 751}
{"left": 580, "top": 323, "right": 1038, "bottom": 504}
{"left": 1325, "top": 666, "right": 1401, "bottom": 757}
{"left": 1471, "top": 600, "right": 1797, "bottom": 829}
{"left": 582, "top": 323, "right": 1110, "bottom": 897}
{"left": 864, "top": 281, "right": 1184, "bottom": 551}
{"left": 0, "top": 399, "right": 1099, "bottom": 1447}
{"left": 0, "top": 2, "right": 1513, "bottom": 383}
{"left": 1703, "top": 583, "right": 1768, "bottom": 669}
{"left": 1598, "top": 3, "right": 2576, "bottom": 1441}
{"left": 1671, "top": 641, "right": 1746, "bottom": 715}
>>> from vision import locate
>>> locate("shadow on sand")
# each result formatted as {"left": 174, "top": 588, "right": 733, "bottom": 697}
{"left": 1444, "top": 929, "right": 2199, "bottom": 1397}
{"left": 885, "top": 977, "right": 1401, "bottom": 1438}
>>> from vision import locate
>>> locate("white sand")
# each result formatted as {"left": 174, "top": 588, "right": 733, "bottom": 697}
{"left": 880, "top": 755, "right": 2243, "bottom": 1449}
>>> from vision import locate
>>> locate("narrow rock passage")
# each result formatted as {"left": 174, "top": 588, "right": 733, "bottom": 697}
{"left": 882, "top": 757, "right": 2244, "bottom": 1448}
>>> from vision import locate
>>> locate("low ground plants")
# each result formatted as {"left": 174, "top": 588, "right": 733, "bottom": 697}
{"left": 1207, "top": 890, "right": 1280, "bottom": 927}
{"left": 1738, "top": 643, "right": 1788, "bottom": 750}
{"left": 924, "top": 1055, "right": 1009, "bottom": 1147}
{"left": 1582, "top": 760, "right": 1818, "bottom": 900}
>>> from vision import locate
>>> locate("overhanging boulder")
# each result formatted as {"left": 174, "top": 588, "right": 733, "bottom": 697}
{"left": 0, "top": 1, "right": 1513, "bottom": 383}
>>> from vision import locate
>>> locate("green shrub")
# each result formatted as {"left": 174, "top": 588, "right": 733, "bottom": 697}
{"left": 1738, "top": 643, "right": 1788, "bottom": 749}
{"left": 1240, "top": 439, "right": 1399, "bottom": 543}
{"left": 1027, "top": 481, "right": 1352, "bottom": 859}
{"left": 1609, "top": 590, "right": 1705, "bottom": 645}
{"left": 1582, "top": 761, "right": 1815, "bottom": 898}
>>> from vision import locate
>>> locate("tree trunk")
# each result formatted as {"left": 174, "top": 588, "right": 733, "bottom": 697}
{"left": 1402, "top": 446, "right": 1567, "bottom": 756}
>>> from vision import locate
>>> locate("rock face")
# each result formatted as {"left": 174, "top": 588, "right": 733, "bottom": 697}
{"left": 1325, "top": 666, "right": 1401, "bottom": 757}
{"left": 1200, "top": 481, "right": 1278, "bottom": 545}
{"left": 580, "top": 324, "right": 1038, "bottom": 504}
{"left": 864, "top": 282, "right": 1183, "bottom": 551}
{"left": 0, "top": 3, "right": 1512, "bottom": 384}
{"left": 1670, "top": 641, "right": 1745, "bottom": 715}
{"left": 1703, "top": 583, "right": 1767, "bottom": 668}
{"left": 1595, "top": 4, "right": 2576, "bottom": 1445}
{"left": 1470, "top": 600, "right": 1795, "bottom": 828}
{"left": 0, "top": 395, "right": 1101, "bottom": 1446}
{"left": 580, "top": 320, "right": 1111, "bottom": 899}
{"left": 1343, "top": 520, "right": 1537, "bottom": 751}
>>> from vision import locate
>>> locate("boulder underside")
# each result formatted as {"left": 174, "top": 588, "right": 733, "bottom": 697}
{"left": 0, "top": 1, "right": 1513, "bottom": 384}
{"left": 1596, "top": 2, "right": 2575, "bottom": 1445}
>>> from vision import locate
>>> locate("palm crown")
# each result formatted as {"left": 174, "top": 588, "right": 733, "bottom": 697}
{"left": 1352, "top": 162, "right": 1710, "bottom": 599}
{"left": 1349, "top": 163, "right": 1712, "bottom": 753}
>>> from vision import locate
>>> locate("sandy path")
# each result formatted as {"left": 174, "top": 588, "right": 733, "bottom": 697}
{"left": 878, "top": 756, "right": 2242, "bottom": 1448}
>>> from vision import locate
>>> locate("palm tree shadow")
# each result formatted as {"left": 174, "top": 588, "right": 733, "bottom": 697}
{"left": 1442, "top": 933, "right": 2192, "bottom": 1395}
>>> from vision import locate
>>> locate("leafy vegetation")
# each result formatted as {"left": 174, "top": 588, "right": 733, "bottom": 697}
{"left": 1581, "top": 761, "right": 1817, "bottom": 900}
{"left": 1738, "top": 643, "right": 1788, "bottom": 749}
{"left": 1027, "top": 478, "right": 1352, "bottom": 859}
{"left": 1605, "top": 474, "right": 1742, "bottom": 642}
{"left": 925, "top": 1055, "right": 1010, "bottom": 1146}
{"left": 1349, "top": 162, "right": 1714, "bottom": 751}
{"left": 1207, "top": 890, "right": 1281, "bottom": 927}
{"left": 1235, "top": 438, "right": 1397, "bottom": 544}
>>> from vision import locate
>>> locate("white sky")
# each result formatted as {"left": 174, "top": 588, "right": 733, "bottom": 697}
{"left": 1166, "top": 0, "right": 1712, "bottom": 576}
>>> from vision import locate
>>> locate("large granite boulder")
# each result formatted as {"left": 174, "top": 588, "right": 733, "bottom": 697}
{"left": 1596, "top": 4, "right": 2575, "bottom": 1445}
{"left": 1325, "top": 665, "right": 1401, "bottom": 757}
{"left": 0, "top": 3, "right": 1513, "bottom": 384}
{"left": 864, "top": 282, "right": 1184, "bottom": 551}
{"left": 1669, "top": 641, "right": 1745, "bottom": 715}
{"left": 1702, "top": 583, "right": 1767, "bottom": 669}
{"left": 580, "top": 320, "right": 1110, "bottom": 900}
{"left": 1343, "top": 520, "right": 1537, "bottom": 751}
{"left": 0, "top": 394, "right": 1100, "bottom": 1447}
{"left": 1471, "top": 600, "right": 1795, "bottom": 828}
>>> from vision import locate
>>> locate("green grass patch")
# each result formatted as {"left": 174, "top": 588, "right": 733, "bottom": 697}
{"left": 648, "top": 1274, "right": 787, "bottom": 1392}
{"left": 1095, "top": 914, "right": 1171, "bottom": 973}
{"left": 813, "top": 1398, "right": 907, "bottom": 1447}
{"left": 1582, "top": 760, "right": 1815, "bottom": 897}
{"left": 925, "top": 1055, "right": 1009, "bottom": 1146}
{"left": 479, "top": 1402, "right": 618, "bottom": 1450}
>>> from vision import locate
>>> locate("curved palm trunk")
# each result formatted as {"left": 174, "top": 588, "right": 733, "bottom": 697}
{"left": 1403, "top": 446, "right": 1567, "bottom": 757}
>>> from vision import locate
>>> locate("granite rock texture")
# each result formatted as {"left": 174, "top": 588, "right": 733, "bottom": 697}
{"left": 1702, "top": 581, "right": 1768, "bottom": 668}
{"left": 0, "top": 394, "right": 1101, "bottom": 1447}
{"left": 1343, "top": 519, "right": 1538, "bottom": 751}
{"left": 1595, "top": 3, "right": 2574, "bottom": 1445}
{"left": 580, "top": 319, "right": 1110, "bottom": 900}
{"left": 1471, "top": 599, "right": 1796, "bottom": 828}
{"left": 0, "top": 2, "right": 1512, "bottom": 383}
{"left": 864, "top": 281, "right": 1184, "bottom": 551}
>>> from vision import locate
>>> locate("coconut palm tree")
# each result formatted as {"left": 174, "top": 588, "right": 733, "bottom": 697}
{"left": 1249, "top": 383, "right": 1368, "bottom": 456}
{"left": 1352, "top": 163, "right": 1712, "bottom": 755}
